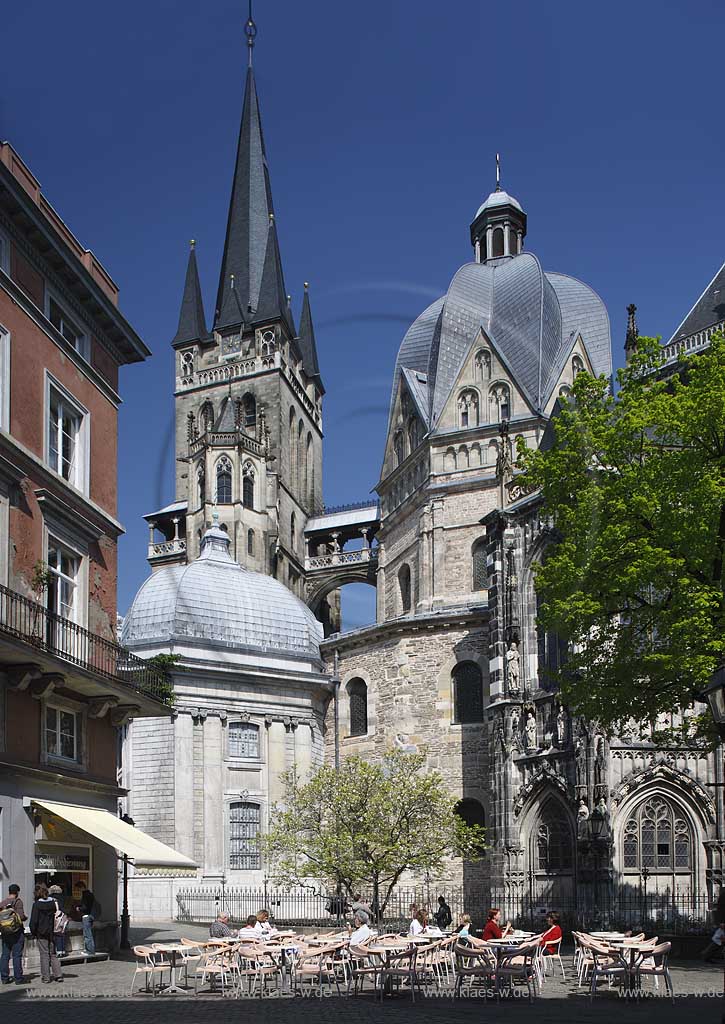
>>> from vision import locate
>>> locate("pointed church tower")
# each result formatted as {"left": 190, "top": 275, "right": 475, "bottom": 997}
{"left": 149, "top": 9, "right": 324, "bottom": 601}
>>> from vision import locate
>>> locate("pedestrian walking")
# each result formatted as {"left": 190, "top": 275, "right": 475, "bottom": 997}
{"left": 0, "top": 883, "right": 27, "bottom": 984}
{"left": 48, "top": 885, "right": 68, "bottom": 956}
{"left": 30, "top": 884, "right": 62, "bottom": 983}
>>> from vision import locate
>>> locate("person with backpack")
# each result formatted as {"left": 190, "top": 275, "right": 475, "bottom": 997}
{"left": 30, "top": 883, "right": 62, "bottom": 983}
{"left": 0, "top": 883, "right": 27, "bottom": 984}
{"left": 48, "top": 885, "right": 68, "bottom": 957}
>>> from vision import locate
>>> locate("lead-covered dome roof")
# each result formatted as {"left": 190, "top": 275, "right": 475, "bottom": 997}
{"left": 389, "top": 251, "right": 611, "bottom": 427}
{"left": 122, "top": 522, "right": 323, "bottom": 662}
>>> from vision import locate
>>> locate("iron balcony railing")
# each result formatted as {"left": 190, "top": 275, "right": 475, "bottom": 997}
{"left": 0, "top": 583, "right": 171, "bottom": 705}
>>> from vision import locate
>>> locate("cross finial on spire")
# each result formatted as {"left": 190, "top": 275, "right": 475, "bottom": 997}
{"left": 245, "top": 0, "right": 257, "bottom": 67}
{"left": 190, "top": 238, "right": 196, "bottom": 249}
{"left": 495, "top": 153, "right": 501, "bottom": 191}
{"left": 625, "top": 303, "right": 639, "bottom": 353}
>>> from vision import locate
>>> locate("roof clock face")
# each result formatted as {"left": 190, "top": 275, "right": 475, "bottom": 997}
{"left": 222, "top": 332, "right": 243, "bottom": 358}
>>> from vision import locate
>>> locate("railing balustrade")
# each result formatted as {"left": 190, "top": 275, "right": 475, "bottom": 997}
{"left": 0, "top": 583, "right": 171, "bottom": 704}
{"left": 306, "top": 548, "right": 378, "bottom": 572}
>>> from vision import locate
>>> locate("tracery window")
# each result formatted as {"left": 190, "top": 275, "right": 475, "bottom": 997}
{"left": 453, "top": 662, "right": 484, "bottom": 724}
{"left": 229, "top": 801, "right": 261, "bottom": 870}
{"left": 472, "top": 540, "right": 487, "bottom": 591}
{"left": 260, "top": 329, "right": 276, "bottom": 357}
{"left": 348, "top": 678, "right": 368, "bottom": 737}
{"left": 492, "top": 227, "right": 505, "bottom": 258}
{"left": 475, "top": 350, "right": 491, "bottom": 381}
{"left": 398, "top": 563, "right": 412, "bottom": 613}
{"left": 536, "top": 802, "right": 574, "bottom": 871}
{"left": 242, "top": 462, "right": 255, "bottom": 509}
{"left": 489, "top": 383, "right": 510, "bottom": 422}
{"left": 243, "top": 393, "right": 256, "bottom": 428}
{"left": 180, "top": 350, "right": 194, "bottom": 377}
{"left": 622, "top": 797, "right": 691, "bottom": 872}
{"left": 215, "top": 456, "right": 233, "bottom": 504}
{"left": 458, "top": 389, "right": 479, "bottom": 429}
{"left": 393, "top": 431, "right": 405, "bottom": 467}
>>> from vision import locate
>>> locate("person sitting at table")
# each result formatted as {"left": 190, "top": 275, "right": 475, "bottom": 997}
{"left": 457, "top": 913, "right": 473, "bottom": 940}
{"left": 482, "top": 908, "right": 513, "bottom": 941}
{"left": 209, "top": 912, "right": 234, "bottom": 938}
{"left": 237, "top": 915, "right": 261, "bottom": 940}
{"left": 539, "top": 912, "right": 562, "bottom": 953}
{"left": 254, "top": 909, "right": 275, "bottom": 936}
{"left": 409, "top": 909, "right": 428, "bottom": 935}
{"left": 349, "top": 910, "right": 372, "bottom": 946}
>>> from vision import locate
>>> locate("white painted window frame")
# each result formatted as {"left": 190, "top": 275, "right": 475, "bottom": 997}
{"left": 46, "top": 287, "right": 90, "bottom": 362}
{"left": 44, "top": 372, "right": 91, "bottom": 496}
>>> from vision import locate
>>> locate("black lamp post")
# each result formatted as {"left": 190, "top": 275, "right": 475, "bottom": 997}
{"left": 589, "top": 805, "right": 607, "bottom": 917}
{"left": 119, "top": 812, "right": 134, "bottom": 949}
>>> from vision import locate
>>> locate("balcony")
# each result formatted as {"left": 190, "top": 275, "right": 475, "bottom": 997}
{"left": 305, "top": 547, "right": 378, "bottom": 573}
{"left": 0, "top": 583, "right": 171, "bottom": 710}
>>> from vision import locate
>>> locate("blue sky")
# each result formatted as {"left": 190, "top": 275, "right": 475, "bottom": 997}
{"left": 3, "top": 0, "right": 724, "bottom": 629}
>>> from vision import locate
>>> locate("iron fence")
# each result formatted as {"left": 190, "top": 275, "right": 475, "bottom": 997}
{"left": 0, "top": 583, "right": 171, "bottom": 704}
{"left": 176, "top": 884, "right": 716, "bottom": 936}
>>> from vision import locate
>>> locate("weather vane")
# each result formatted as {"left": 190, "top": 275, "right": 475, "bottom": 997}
{"left": 245, "top": 0, "right": 257, "bottom": 66}
{"left": 496, "top": 153, "right": 501, "bottom": 191}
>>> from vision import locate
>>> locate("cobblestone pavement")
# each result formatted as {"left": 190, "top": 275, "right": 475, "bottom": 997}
{"left": 1, "top": 922, "right": 723, "bottom": 1024}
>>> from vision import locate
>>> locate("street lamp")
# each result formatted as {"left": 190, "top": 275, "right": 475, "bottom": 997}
{"left": 119, "top": 812, "right": 134, "bottom": 949}
{"left": 589, "top": 805, "right": 608, "bottom": 919}
{"left": 703, "top": 666, "right": 725, "bottom": 740}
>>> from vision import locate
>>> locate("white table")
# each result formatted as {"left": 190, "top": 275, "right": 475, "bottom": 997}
{"left": 152, "top": 943, "right": 189, "bottom": 994}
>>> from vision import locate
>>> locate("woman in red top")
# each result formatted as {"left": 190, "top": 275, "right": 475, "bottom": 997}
{"left": 482, "top": 908, "right": 513, "bottom": 942}
{"left": 540, "top": 912, "right": 562, "bottom": 953}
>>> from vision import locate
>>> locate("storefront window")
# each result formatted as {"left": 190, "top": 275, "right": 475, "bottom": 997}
{"left": 34, "top": 843, "right": 91, "bottom": 914}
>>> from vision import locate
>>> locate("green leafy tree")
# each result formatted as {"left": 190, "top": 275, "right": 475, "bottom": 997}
{"left": 261, "top": 749, "right": 486, "bottom": 917}
{"left": 517, "top": 333, "right": 725, "bottom": 739}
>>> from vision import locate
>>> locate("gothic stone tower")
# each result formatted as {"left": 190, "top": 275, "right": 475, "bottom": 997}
{"left": 146, "top": 56, "right": 325, "bottom": 606}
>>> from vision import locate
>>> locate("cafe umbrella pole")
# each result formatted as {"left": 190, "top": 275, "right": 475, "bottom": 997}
{"left": 119, "top": 812, "right": 135, "bottom": 949}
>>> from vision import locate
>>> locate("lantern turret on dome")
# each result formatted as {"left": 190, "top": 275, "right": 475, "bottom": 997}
{"left": 470, "top": 155, "right": 527, "bottom": 263}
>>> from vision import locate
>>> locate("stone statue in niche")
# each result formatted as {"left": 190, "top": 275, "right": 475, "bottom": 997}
{"left": 511, "top": 705, "right": 520, "bottom": 733}
{"left": 524, "top": 710, "right": 537, "bottom": 751}
{"left": 594, "top": 735, "right": 606, "bottom": 786}
{"left": 577, "top": 799, "right": 590, "bottom": 837}
{"left": 556, "top": 706, "right": 567, "bottom": 747}
{"left": 506, "top": 642, "right": 521, "bottom": 693}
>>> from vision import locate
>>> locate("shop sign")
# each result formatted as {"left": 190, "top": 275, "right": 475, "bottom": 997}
{"left": 35, "top": 849, "right": 90, "bottom": 872}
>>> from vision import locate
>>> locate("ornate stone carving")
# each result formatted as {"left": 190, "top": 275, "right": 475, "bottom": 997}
{"left": 556, "top": 705, "right": 567, "bottom": 748}
{"left": 512, "top": 760, "right": 568, "bottom": 818}
{"left": 505, "top": 642, "right": 520, "bottom": 694}
{"left": 577, "top": 799, "right": 590, "bottom": 837}
{"left": 524, "top": 710, "right": 537, "bottom": 751}
{"left": 611, "top": 761, "right": 716, "bottom": 823}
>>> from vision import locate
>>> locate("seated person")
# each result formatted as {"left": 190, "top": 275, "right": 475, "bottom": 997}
{"left": 482, "top": 908, "right": 513, "bottom": 941}
{"left": 539, "top": 912, "right": 562, "bottom": 953}
{"left": 409, "top": 909, "right": 428, "bottom": 935}
{"left": 254, "top": 909, "right": 275, "bottom": 936}
{"left": 209, "top": 912, "right": 235, "bottom": 938}
{"left": 349, "top": 910, "right": 372, "bottom": 945}
{"left": 237, "top": 915, "right": 261, "bottom": 940}
{"left": 457, "top": 913, "right": 473, "bottom": 939}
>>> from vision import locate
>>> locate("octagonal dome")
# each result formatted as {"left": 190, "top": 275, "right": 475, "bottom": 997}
{"left": 475, "top": 188, "right": 523, "bottom": 217}
{"left": 122, "top": 522, "right": 323, "bottom": 663}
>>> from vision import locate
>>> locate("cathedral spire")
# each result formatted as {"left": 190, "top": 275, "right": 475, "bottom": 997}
{"left": 214, "top": 20, "right": 280, "bottom": 332}
{"left": 172, "top": 240, "right": 208, "bottom": 347}
{"left": 298, "top": 282, "right": 324, "bottom": 392}
{"left": 255, "top": 213, "right": 294, "bottom": 334}
{"left": 624, "top": 303, "right": 639, "bottom": 361}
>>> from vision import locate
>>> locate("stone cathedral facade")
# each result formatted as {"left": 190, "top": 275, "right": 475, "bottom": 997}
{"left": 122, "top": 22, "right": 725, "bottom": 921}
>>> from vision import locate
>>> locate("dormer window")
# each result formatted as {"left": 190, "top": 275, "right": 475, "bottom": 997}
{"left": 475, "top": 350, "right": 491, "bottom": 381}
{"left": 572, "top": 355, "right": 585, "bottom": 377}
{"left": 490, "top": 383, "right": 511, "bottom": 422}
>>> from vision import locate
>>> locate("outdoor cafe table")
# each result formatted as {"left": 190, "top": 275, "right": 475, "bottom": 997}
{"left": 151, "top": 943, "right": 189, "bottom": 995}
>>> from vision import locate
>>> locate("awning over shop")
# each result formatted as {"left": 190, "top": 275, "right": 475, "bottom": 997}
{"left": 31, "top": 799, "right": 197, "bottom": 871}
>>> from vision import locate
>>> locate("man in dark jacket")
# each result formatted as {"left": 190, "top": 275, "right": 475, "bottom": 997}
{"left": 30, "top": 884, "right": 62, "bottom": 983}
{"left": 0, "top": 883, "right": 27, "bottom": 984}
{"left": 434, "top": 895, "right": 452, "bottom": 930}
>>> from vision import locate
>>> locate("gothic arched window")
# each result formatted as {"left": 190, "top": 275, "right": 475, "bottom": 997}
{"left": 393, "top": 431, "right": 405, "bottom": 467}
{"left": 536, "top": 801, "right": 574, "bottom": 871}
{"left": 181, "top": 350, "right": 194, "bottom": 377}
{"left": 260, "top": 329, "right": 276, "bottom": 358}
{"left": 306, "top": 434, "right": 314, "bottom": 507}
{"left": 200, "top": 400, "right": 214, "bottom": 433}
{"left": 492, "top": 227, "right": 505, "bottom": 258}
{"left": 458, "top": 389, "right": 479, "bottom": 429}
{"left": 489, "top": 383, "right": 510, "bottom": 422}
{"left": 348, "top": 678, "right": 368, "bottom": 737}
{"left": 475, "top": 350, "right": 491, "bottom": 381}
{"left": 472, "top": 540, "right": 487, "bottom": 592}
{"left": 398, "top": 563, "right": 412, "bottom": 613}
{"left": 243, "top": 393, "right": 256, "bottom": 428}
{"left": 407, "top": 416, "right": 422, "bottom": 454}
{"left": 453, "top": 662, "right": 483, "bottom": 724}
{"left": 572, "top": 355, "right": 585, "bottom": 378}
{"left": 288, "top": 408, "right": 297, "bottom": 490}
{"left": 215, "top": 456, "right": 232, "bottom": 504}
{"left": 242, "top": 463, "right": 255, "bottom": 509}
{"left": 622, "top": 796, "right": 691, "bottom": 872}
{"left": 247, "top": 528, "right": 254, "bottom": 556}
